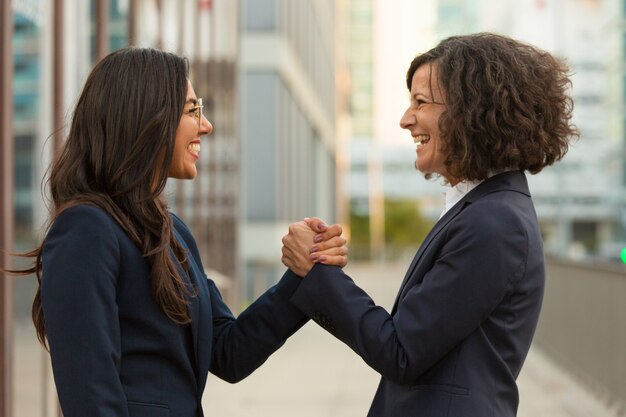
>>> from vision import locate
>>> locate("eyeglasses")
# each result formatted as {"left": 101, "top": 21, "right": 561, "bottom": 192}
{"left": 187, "top": 98, "right": 204, "bottom": 128}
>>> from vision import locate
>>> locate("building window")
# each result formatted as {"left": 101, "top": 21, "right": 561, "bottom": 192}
{"left": 243, "top": 0, "right": 277, "bottom": 31}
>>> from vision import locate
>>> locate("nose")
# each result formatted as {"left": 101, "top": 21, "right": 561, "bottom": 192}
{"left": 399, "top": 108, "right": 415, "bottom": 130}
{"left": 200, "top": 115, "right": 213, "bottom": 135}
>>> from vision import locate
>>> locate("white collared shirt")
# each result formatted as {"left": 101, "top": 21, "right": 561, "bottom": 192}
{"left": 439, "top": 170, "right": 518, "bottom": 219}
{"left": 439, "top": 180, "right": 483, "bottom": 219}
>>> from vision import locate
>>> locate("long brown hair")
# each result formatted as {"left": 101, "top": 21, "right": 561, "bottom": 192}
{"left": 14, "top": 48, "right": 193, "bottom": 347}
{"left": 406, "top": 33, "right": 579, "bottom": 181}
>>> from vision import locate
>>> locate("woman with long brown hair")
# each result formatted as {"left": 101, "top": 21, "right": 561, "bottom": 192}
{"left": 11, "top": 47, "right": 347, "bottom": 417}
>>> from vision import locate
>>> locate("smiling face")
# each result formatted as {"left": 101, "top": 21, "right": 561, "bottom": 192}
{"left": 399, "top": 63, "right": 454, "bottom": 184}
{"left": 168, "top": 81, "right": 213, "bottom": 179}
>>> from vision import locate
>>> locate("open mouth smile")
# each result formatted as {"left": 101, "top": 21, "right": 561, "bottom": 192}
{"left": 413, "top": 135, "right": 430, "bottom": 146}
{"left": 188, "top": 143, "right": 200, "bottom": 157}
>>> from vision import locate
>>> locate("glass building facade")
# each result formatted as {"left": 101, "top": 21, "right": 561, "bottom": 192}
{"left": 13, "top": 12, "right": 39, "bottom": 242}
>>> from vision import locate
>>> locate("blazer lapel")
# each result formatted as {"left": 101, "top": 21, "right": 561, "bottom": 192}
{"left": 391, "top": 200, "right": 467, "bottom": 313}
{"left": 391, "top": 171, "right": 530, "bottom": 313}
{"left": 190, "top": 270, "right": 211, "bottom": 394}
{"left": 172, "top": 228, "right": 211, "bottom": 385}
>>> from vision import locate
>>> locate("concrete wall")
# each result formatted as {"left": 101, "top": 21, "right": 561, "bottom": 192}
{"left": 534, "top": 258, "right": 626, "bottom": 410}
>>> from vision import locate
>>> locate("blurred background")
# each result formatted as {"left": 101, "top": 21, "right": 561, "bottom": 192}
{"left": 0, "top": 0, "right": 625, "bottom": 416}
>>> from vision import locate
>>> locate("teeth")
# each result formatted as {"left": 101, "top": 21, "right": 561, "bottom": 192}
{"left": 413, "top": 135, "right": 430, "bottom": 145}
{"left": 188, "top": 143, "right": 200, "bottom": 154}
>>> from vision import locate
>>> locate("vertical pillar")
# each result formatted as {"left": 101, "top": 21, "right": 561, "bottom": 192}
{"left": 95, "top": 0, "right": 109, "bottom": 61}
{"left": 155, "top": 0, "right": 163, "bottom": 49}
{"left": 368, "top": 144, "right": 386, "bottom": 261}
{"left": 53, "top": 1, "right": 65, "bottom": 415}
{"left": 53, "top": 0, "right": 65, "bottom": 155}
{"left": 128, "top": 0, "right": 137, "bottom": 46}
{"left": 0, "top": 0, "right": 15, "bottom": 415}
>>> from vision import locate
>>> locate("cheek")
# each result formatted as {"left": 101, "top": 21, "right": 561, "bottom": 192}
{"left": 429, "top": 116, "right": 442, "bottom": 136}
{"left": 428, "top": 117, "right": 444, "bottom": 153}
{"left": 174, "top": 132, "right": 186, "bottom": 155}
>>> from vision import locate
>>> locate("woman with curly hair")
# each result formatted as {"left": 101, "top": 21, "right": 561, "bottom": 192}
{"left": 281, "top": 33, "right": 578, "bottom": 417}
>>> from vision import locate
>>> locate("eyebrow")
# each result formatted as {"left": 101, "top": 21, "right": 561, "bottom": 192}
{"left": 185, "top": 98, "right": 198, "bottom": 105}
{"left": 412, "top": 92, "right": 445, "bottom": 106}
{"left": 413, "top": 93, "right": 433, "bottom": 101}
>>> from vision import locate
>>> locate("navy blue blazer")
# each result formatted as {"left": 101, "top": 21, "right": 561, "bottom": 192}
{"left": 41, "top": 205, "right": 308, "bottom": 417}
{"left": 291, "top": 171, "right": 545, "bottom": 417}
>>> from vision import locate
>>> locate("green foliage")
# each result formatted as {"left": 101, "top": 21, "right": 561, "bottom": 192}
{"left": 349, "top": 198, "right": 433, "bottom": 261}
{"left": 384, "top": 199, "right": 432, "bottom": 246}
{"left": 349, "top": 205, "right": 372, "bottom": 260}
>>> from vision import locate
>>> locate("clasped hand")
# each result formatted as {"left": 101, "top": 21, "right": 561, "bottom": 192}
{"left": 281, "top": 217, "right": 348, "bottom": 277}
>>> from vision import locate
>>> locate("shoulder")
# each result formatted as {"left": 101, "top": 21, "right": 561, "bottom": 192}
{"left": 463, "top": 173, "right": 533, "bottom": 229}
{"left": 44, "top": 204, "right": 124, "bottom": 261}
{"left": 51, "top": 204, "right": 118, "bottom": 238}
{"left": 170, "top": 212, "right": 202, "bottom": 260}
{"left": 451, "top": 192, "right": 533, "bottom": 245}
{"left": 171, "top": 212, "right": 194, "bottom": 243}
{"left": 43, "top": 204, "right": 122, "bottom": 275}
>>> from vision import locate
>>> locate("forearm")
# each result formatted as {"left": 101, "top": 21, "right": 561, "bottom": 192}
{"left": 209, "top": 271, "right": 309, "bottom": 382}
{"left": 290, "top": 264, "right": 432, "bottom": 385}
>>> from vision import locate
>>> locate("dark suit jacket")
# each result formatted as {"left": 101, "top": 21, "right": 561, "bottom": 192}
{"left": 41, "top": 205, "right": 308, "bottom": 417}
{"left": 291, "top": 171, "right": 545, "bottom": 417}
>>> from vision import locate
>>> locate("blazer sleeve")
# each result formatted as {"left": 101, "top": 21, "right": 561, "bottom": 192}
{"left": 290, "top": 202, "right": 529, "bottom": 385}
{"left": 169, "top": 213, "right": 309, "bottom": 383}
{"left": 41, "top": 206, "right": 128, "bottom": 417}
{"left": 208, "top": 271, "right": 309, "bottom": 383}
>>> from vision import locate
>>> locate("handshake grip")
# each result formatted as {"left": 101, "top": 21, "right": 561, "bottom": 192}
{"left": 281, "top": 217, "right": 348, "bottom": 277}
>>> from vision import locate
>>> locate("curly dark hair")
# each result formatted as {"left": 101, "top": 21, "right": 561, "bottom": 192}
{"left": 407, "top": 32, "right": 578, "bottom": 181}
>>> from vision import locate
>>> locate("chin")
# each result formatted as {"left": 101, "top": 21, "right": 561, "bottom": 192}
{"left": 169, "top": 169, "right": 197, "bottom": 180}
{"left": 181, "top": 172, "right": 197, "bottom": 180}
